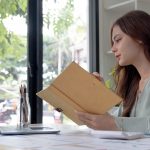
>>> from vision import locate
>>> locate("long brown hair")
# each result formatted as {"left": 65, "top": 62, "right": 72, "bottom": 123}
{"left": 111, "top": 10, "right": 150, "bottom": 116}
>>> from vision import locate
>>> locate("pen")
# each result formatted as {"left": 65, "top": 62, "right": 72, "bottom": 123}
{"left": 23, "top": 84, "right": 28, "bottom": 123}
{"left": 19, "top": 85, "right": 24, "bottom": 127}
{"left": 19, "top": 84, "right": 30, "bottom": 128}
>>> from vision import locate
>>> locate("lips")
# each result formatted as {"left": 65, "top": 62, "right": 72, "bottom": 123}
{"left": 115, "top": 54, "right": 121, "bottom": 60}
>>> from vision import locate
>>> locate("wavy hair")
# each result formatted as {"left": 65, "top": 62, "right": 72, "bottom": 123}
{"left": 111, "top": 10, "right": 150, "bottom": 116}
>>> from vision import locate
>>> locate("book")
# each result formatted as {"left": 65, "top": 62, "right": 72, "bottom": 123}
{"left": 36, "top": 61, "right": 122, "bottom": 125}
{"left": 90, "top": 130, "right": 144, "bottom": 140}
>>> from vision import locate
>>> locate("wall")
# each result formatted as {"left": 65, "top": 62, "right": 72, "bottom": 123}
{"left": 99, "top": 0, "right": 150, "bottom": 82}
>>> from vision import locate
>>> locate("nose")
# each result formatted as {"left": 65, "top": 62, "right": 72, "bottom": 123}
{"left": 111, "top": 44, "right": 117, "bottom": 53}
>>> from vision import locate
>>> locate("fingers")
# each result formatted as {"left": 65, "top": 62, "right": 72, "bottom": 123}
{"left": 75, "top": 111, "right": 98, "bottom": 127}
{"left": 75, "top": 111, "right": 118, "bottom": 130}
{"left": 92, "top": 72, "right": 105, "bottom": 84}
{"left": 75, "top": 111, "right": 105, "bottom": 130}
{"left": 75, "top": 111, "right": 93, "bottom": 121}
{"left": 75, "top": 111, "right": 96, "bottom": 128}
{"left": 92, "top": 72, "right": 100, "bottom": 78}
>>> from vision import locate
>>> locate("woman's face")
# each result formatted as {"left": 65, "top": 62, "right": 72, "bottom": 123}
{"left": 111, "top": 25, "right": 143, "bottom": 66}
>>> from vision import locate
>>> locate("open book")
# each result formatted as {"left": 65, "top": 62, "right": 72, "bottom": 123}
{"left": 36, "top": 62, "right": 122, "bottom": 125}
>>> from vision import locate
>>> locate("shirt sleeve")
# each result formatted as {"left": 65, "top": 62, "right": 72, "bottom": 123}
{"left": 113, "top": 80, "right": 150, "bottom": 133}
{"left": 114, "top": 117, "right": 150, "bottom": 133}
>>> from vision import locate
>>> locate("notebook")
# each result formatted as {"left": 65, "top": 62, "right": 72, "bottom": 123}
{"left": 0, "top": 126, "right": 60, "bottom": 135}
{"left": 37, "top": 61, "right": 122, "bottom": 125}
{"left": 90, "top": 130, "right": 144, "bottom": 140}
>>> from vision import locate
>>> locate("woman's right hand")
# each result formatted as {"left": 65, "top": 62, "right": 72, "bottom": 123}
{"left": 75, "top": 111, "right": 119, "bottom": 131}
{"left": 92, "top": 72, "right": 105, "bottom": 84}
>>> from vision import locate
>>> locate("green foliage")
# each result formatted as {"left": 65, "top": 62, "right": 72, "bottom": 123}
{"left": 105, "top": 68, "right": 115, "bottom": 89}
{"left": 43, "top": 0, "right": 75, "bottom": 85}
{"left": 0, "top": 35, "right": 27, "bottom": 84}
{"left": 43, "top": 35, "right": 72, "bottom": 85}
{"left": 0, "top": 0, "right": 27, "bottom": 18}
{"left": 53, "top": 0, "right": 74, "bottom": 37}
{"left": 0, "top": 0, "right": 27, "bottom": 85}
{"left": 0, "top": 0, "right": 82, "bottom": 88}
{"left": 43, "top": 0, "right": 74, "bottom": 37}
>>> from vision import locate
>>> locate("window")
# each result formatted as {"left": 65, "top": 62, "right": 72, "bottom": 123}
{"left": 0, "top": 1, "right": 27, "bottom": 126}
{"left": 42, "top": 0, "right": 89, "bottom": 124}
{"left": 0, "top": 0, "right": 99, "bottom": 126}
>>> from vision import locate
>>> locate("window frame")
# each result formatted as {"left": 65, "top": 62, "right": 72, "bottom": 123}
{"left": 27, "top": 0, "right": 99, "bottom": 124}
{"left": 27, "top": 0, "right": 43, "bottom": 124}
{"left": 89, "top": 0, "right": 99, "bottom": 73}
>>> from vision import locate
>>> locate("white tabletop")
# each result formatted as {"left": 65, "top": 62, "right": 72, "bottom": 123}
{"left": 0, "top": 124, "right": 150, "bottom": 150}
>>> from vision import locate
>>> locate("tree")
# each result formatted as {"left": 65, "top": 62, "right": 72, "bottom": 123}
{"left": 43, "top": 0, "right": 74, "bottom": 85}
{"left": 0, "top": 0, "right": 27, "bottom": 85}
{"left": 0, "top": 0, "right": 85, "bottom": 87}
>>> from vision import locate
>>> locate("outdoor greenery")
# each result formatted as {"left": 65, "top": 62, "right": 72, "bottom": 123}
{"left": 43, "top": 0, "right": 74, "bottom": 85}
{"left": 0, "top": 0, "right": 88, "bottom": 125}
{"left": 0, "top": 0, "right": 27, "bottom": 86}
{"left": 43, "top": 0, "right": 87, "bottom": 85}
{"left": 0, "top": 0, "right": 87, "bottom": 94}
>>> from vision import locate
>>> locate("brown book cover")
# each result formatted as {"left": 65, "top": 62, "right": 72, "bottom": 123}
{"left": 36, "top": 62, "right": 122, "bottom": 125}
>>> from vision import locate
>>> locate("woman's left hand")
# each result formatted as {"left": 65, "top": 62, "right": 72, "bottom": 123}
{"left": 75, "top": 111, "right": 119, "bottom": 131}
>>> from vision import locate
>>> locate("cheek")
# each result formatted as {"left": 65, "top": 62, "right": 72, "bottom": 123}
{"left": 121, "top": 48, "right": 138, "bottom": 65}
{"left": 117, "top": 40, "right": 141, "bottom": 65}
{"left": 118, "top": 48, "right": 133, "bottom": 65}
{"left": 120, "top": 41, "right": 137, "bottom": 57}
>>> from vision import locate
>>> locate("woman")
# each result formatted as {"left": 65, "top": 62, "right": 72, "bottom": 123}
{"left": 76, "top": 10, "right": 150, "bottom": 132}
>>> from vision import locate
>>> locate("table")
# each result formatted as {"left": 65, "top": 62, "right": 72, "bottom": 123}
{"left": 0, "top": 124, "right": 150, "bottom": 150}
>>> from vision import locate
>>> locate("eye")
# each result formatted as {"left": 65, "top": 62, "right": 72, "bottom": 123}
{"left": 115, "top": 38, "right": 121, "bottom": 43}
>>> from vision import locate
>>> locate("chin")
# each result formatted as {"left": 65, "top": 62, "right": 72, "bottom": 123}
{"left": 118, "top": 61, "right": 128, "bottom": 66}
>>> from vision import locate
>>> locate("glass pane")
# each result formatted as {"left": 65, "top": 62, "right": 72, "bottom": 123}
{"left": 0, "top": 1, "right": 27, "bottom": 126}
{"left": 43, "top": 0, "right": 89, "bottom": 125}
